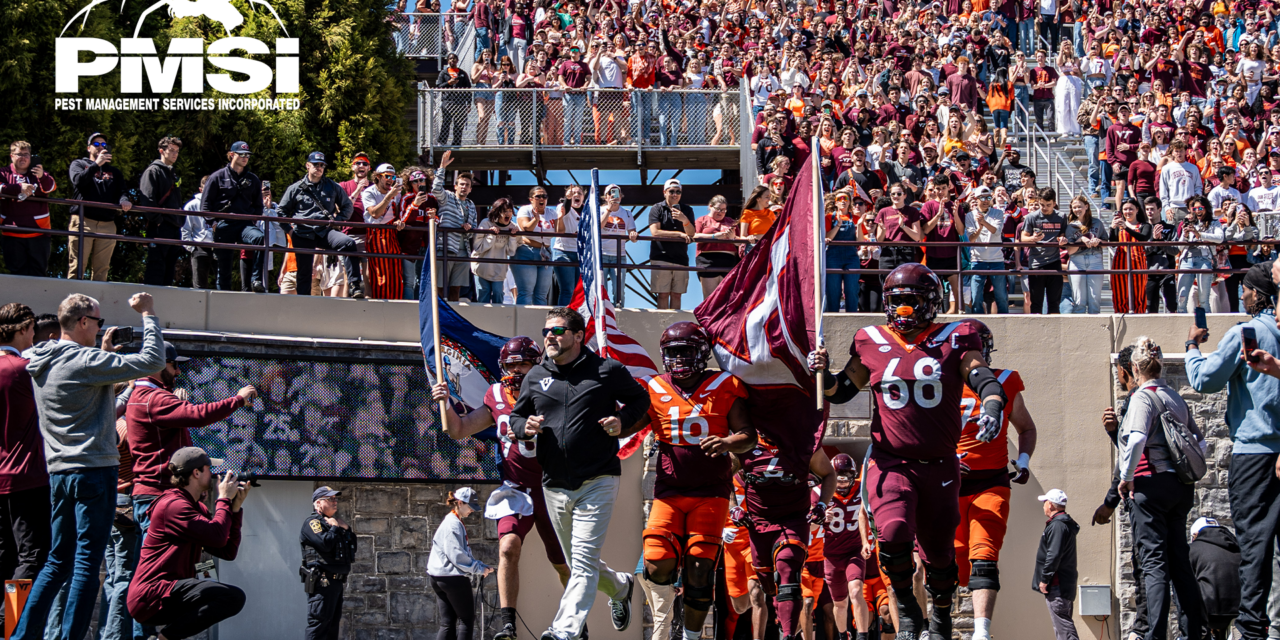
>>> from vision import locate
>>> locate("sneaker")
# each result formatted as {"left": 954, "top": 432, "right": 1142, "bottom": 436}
{"left": 609, "top": 574, "right": 635, "bottom": 631}
{"left": 251, "top": 280, "right": 266, "bottom": 293}
{"left": 895, "top": 596, "right": 924, "bottom": 640}
{"left": 540, "top": 630, "right": 569, "bottom": 640}
{"left": 495, "top": 623, "right": 517, "bottom": 640}
{"left": 349, "top": 285, "right": 365, "bottom": 299}
{"left": 928, "top": 605, "right": 953, "bottom": 640}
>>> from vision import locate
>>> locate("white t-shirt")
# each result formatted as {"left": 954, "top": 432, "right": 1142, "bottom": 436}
{"left": 1248, "top": 185, "right": 1280, "bottom": 213}
{"left": 965, "top": 207, "right": 1006, "bottom": 262}
{"left": 551, "top": 203, "right": 582, "bottom": 252}
{"left": 1039, "top": 0, "right": 1057, "bottom": 16}
{"left": 596, "top": 54, "right": 625, "bottom": 89}
{"left": 600, "top": 205, "right": 636, "bottom": 256}
{"left": 1237, "top": 58, "right": 1266, "bottom": 85}
{"left": 1208, "top": 185, "right": 1243, "bottom": 209}
{"left": 516, "top": 203, "right": 555, "bottom": 250}
{"left": 362, "top": 187, "right": 395, "bottom": 223}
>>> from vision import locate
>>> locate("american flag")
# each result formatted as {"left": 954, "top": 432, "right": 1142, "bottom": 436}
{"left": 570, "top": 169, "right": 658, "bottom": 458}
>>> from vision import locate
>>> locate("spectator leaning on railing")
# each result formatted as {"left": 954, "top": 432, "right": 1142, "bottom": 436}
{"left": 646, "top": 179, "right": 694, "bottom": 311}
{"left": 277, "top": 151, "right": 362, "bottom": 299}
{"left": 1, "top": 142, "right": 57, "bottom": 278}
{"left": 69, "top": 133, "right": 134, "bottom": 282}
{"left": 12, "top": 292, "right": 165, "bottom": 640}
{"left": 138, "top": 136, "right": 186, "bottom": 288}
{"left": 200, "top": 141, "right": 266, "bottom": 293}
{"left": 180, "top": 176, "right": 212, "bottom": 290}
{"left": 1186, "top": 262, "right": 1280, "bottom": 640}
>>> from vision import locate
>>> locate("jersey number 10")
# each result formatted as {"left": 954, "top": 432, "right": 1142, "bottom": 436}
{"left": 881, "top": 356, "right": 943, "bottom": 410}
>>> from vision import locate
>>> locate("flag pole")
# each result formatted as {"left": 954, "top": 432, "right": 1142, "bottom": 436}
{"left": 429, "top": 218, "right": 447, "bottom": 422}
{"left": 812, "top": 136, "right": 825, "bottom": 410}
{"left": 591, "top": 169, "right": 607, "bottom": 354}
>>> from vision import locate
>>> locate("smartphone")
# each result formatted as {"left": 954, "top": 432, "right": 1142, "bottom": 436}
{"left": 1195, "top": 307, "right": 1207, "bottom": 330}
{"left": 1244, "top": 326, "right": 1260, "bottom": 363}
{"left": 110, "top": 326, "right": 135, "bottom": 345}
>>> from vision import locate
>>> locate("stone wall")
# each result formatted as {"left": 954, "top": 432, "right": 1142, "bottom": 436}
{"left": 312, "top": 482, "right": 502, "bottom": 640}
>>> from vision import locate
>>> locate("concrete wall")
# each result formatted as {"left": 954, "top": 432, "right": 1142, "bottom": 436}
{"left": 1, "top": 274, "right": 1253, "bottom": 640}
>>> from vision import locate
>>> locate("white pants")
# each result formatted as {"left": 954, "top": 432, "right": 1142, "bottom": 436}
{"left": 543, "top": 475, "right": 630, "bottom": 637}
{"left": 639, "top": 576, "right": 678, "bottom": 640}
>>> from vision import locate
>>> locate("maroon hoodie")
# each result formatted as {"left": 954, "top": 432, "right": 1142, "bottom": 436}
{"left": 126, "top": 377, "right": 244, "bottom": 496}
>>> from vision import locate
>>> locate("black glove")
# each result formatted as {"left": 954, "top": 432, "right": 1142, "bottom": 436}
{"left": 808, "top": 502, "right": 827, "bottom": 525}
{"left": 729, "top": 506, "right": 753, "bottom": 528}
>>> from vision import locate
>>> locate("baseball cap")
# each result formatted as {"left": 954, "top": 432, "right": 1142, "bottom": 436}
{"left": 169, "top": 447, "right": 224, "bottom": 475}
{"left": 163, "top": 341, "right": 190, "bottom": 363}
{"left": 973, "top": 185, "right": 993, "bottom": 198}
{"left": 307, "top": 151, "right": 327, "bottom": 165}
{"left": 451, "top": 486, "right": 481, "bottom": 509}
{"left": 87, "top": 132, "right": 106, "bottom": 146}
{"left": 229, "top": 141, "right": 252, "bottom": 155}
{"left": 664, "top": 178, "right": 682, "bottom": 191}
{"left": 375, "top": 163, "right": 396, "bottom": 175}
{"left": 409, "top": 170, "right": 428, "bottom": 182}
{"left": 852, "top": 146, "right": 867, "bottom": 155}
{"left": 1190, "top": 516, "right": 1220, "bottom": 537}
{"left": 1037, "top": 489, "right": 1068, "bottom": 506}
{"left": 856, "top": 89, "right": 869, "bottom": 97}
{"left": 938, "top": 86, "right": 950, "bottom": 95}
{"left": 1118, "top": 103, "right": 1132, "bottom": 111}
{"left": 312, "top": 486, "right": 342, "bottom": 502}
{"left": 921, "top": 141, "right": 938, "bottom": 150}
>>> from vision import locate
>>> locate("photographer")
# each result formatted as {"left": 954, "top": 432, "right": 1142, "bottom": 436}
{"left": 127, "top": 447, "right": 247, "bottom": 640}
{"left": 277, "top": 152, "right": 362, "bottom": 298}
{"left": 200, "top": 141, "right": 266, "bottom": 293}
{"left": 68, "top": 133, "right": 133, "bottom": 281}
{"left": 1186, "top": 262, "right": 1280, "bottom": 640}
{"left": 301, "top": 487, "right": 356, "bottom": 640}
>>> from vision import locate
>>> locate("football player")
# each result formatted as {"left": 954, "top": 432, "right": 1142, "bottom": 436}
{"left": 801, "top": 475, "right": 834, "bottom": 640}
{"left": 824, "top": 454, "right": 873, "bottom": 640}
{"left": 431, "top": 337, "right": 569, "bottom": 640}
{"left": 954, "top": 321, "right": 1038, "bottom": 640}
{"left": 732, "top": 439, "right": 836, "bottom": 640}
{"left": 640, "top": 322, "right": 758, "bottom": 640}
{"left": 723, "top": 477, "right": 769, "bottom": 640}
{"left": 807, "top": 263, "right": 1008, "bottom": 640}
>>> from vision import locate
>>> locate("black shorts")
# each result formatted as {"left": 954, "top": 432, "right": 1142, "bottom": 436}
{"left": 696, "top": 252, "right": 740, "bottom": 279}
{"left": 925, "top": 255, "right": 958, "bottom": 274}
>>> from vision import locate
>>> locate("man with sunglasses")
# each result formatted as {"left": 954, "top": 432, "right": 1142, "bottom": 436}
{"left": 16, "top": 292, "right": 166, "bottom": 640}
{"left": 510, "top": 307, "right": 650, "bottom": 640}
{"left": 69, "top": 133, "right": 134, "bottom": 281}
{"left": 647, "top": 179, "right": 695, "bottom": 310}
{"left": 279, "top": 151, "right": 364, "bottom": 298}
{"left": 201, "top": 141, "right": 267, "bottom": 293}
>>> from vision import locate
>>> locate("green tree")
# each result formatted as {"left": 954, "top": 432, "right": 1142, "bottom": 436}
{"left": 0, "top": 0, "right": 415, "bottom": 279}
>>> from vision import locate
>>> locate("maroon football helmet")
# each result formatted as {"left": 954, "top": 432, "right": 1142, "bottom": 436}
{"left": 881, "top": 263, "right": 943, "bottom": 333}
{"left": 832, "top": 453, "right": 856, "bottom": 476}
{"left": 660, "top": 321, "right": 712, "bottom": 380}
{"left": 498, "top": 336, "right": 542, "bottom": 390}
{"left": 966, "top": 319, "right": 996, "bottom": 363}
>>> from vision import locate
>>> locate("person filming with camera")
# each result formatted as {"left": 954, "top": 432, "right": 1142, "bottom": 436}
{"left": 126, "top": 447, "right": 249, "bottom": 640}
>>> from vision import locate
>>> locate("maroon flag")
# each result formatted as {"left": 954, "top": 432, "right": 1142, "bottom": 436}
{"left": 694, "top": 151, "right": 826, "bottom": 471}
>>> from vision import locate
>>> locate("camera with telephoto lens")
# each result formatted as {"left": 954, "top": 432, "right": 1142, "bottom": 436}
{"left": 228, "top": 471, "right": 262, "bottom": 487}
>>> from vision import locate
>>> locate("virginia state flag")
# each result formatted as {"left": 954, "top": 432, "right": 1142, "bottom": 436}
{"left": 419, "top": 260, "right": 508, "bottom": 413}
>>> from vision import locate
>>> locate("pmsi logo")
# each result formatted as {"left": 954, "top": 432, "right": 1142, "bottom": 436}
{"left": 56, "top": 0, "right": 298, "bottom": 95}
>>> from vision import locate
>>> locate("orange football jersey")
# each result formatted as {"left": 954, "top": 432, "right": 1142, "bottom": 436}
{"left": 956, "top": 369, "right": 1025, "bottom": 471}
{"left": 644, "top": 371, "right": 746, "bottom": 447}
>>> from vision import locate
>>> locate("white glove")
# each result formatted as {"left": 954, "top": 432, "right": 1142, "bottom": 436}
{"left": 806, "top": 349, "right": 827, "bottom": 373}
{"left": 974, "top": 413, "right": 1001, "bottom": 443}
{"left": 721, "top": 527, "right": 737, "bottom": 544}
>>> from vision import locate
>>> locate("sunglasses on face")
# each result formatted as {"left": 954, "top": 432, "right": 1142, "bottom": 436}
{"left": 84, "top": 315, "right": 105, "bottom": 328}
{"left": 354, "top": 161, "right": 369, "bottom": 166}
{"left": 91, "top": 141, "right": 109, "bottom": 148}
{"left": 543, "top": 326, "right": 574, "bottom": 336}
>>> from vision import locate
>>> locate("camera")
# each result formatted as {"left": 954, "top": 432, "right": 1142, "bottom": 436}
{"left": 110, "top": 326, "right": 135, "bottom": 345}
{"left": 227, "top": 471, "right": 262, "bottom": 487}
{"left": 30, "top": 154, "right": 42, "bottom": 167}
{"left": 261, "top": 180, "right": 272, "bottom": 192}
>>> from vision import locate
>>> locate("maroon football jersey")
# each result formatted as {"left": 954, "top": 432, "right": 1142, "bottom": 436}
{"left": 853, "top": 321, "right": 985, "bottom": 459}
{"left": 737, "top": 439, "right": 810, "bottom": 521}
{"left": 822, "top": 487, "right": 864, "bottom": 559}
{"left": 484, "top": 383, "right": 543, "bottom": 489}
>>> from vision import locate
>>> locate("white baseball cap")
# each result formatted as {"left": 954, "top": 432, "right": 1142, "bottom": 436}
{"left": 1037, "top": 489, "right": 1068, "bottom": 506}
{"left": 451, "top": 486, "right": 481, "bottom": 509}
{"left": 664, "top": 178, "right": 682, "bottom": 191}
{"left": 375, "top": 163, "right": 396, "bottom": 175}
{"left": 1191, "top": 517, "right": 1220, "bottom": 537}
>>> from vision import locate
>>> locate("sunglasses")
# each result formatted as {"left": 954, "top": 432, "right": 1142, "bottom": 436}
{"left": 84, "top": 315, "right": 105, "bottom": 328}
{"left": 90, "top": 141, "right": 109, "bottom": 148}
{"left": 542, "top": 326, "right": 574, "bottom": 336}
{"left": 354, "top": 161, "right": 370, "bottom": 166}
{"left": 668, "top": 189, "right": 682, "bottom": 194}
{"left": 532, "top": 193, "right": 548, "bottom": 199}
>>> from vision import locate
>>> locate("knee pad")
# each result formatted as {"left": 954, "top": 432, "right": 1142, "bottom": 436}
{"left": 684, "top": 582, "right": 714, "bottom": 612}
{"left": 686, "top": 534, "right": 723, "bottom": 562}
{"left": 776, "top": 582, "right": 802, "bottom": 603}
{"left": 968, "top": 560, "right": 1000, "bottom": 592}
{"left": 878, "top": 545, "right": 915, "bottom": 585}
{"left": 643, "top": 528, "right": 683, "bottom": 566}
{"left": 925, "top": 562, "right": 959, "bottom": 607}
{"left": 772, "top": 536, "right": 807, "bottom": 567}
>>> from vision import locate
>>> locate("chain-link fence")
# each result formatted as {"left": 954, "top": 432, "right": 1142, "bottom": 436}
{"left": 391, "top": 13, "right": 469, "bottom": 60}
{"left": 420, "top": 87, "right": 743, "bottom": 150}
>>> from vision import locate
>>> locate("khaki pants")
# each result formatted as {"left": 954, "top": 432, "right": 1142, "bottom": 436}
{"left": 67, "top": 216, "right": 117, "bottom": 281}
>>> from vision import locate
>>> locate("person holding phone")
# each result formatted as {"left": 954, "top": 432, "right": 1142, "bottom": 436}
{"left": 1185, "top": 261, "right": 1280, "bottom": 640}
{"left": 0, "top": 141, "right": 58, "bottom": 278}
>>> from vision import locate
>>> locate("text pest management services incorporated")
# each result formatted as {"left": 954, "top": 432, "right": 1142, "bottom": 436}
{"left": 54, "top": 0, "right": 300, "bottom": 111}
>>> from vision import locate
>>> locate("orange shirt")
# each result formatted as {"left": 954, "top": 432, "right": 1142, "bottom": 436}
{"left": 741, "top": 207, "right": 778, "bottom": 236}
{"left": 986, "top": 83, "right": 1013, "bottom": 112}
{"left": 643, "top": 372, "right": 746, "bottom": 446}
{"left": 956, "top": 369, "right": 1025, "bottom": 471}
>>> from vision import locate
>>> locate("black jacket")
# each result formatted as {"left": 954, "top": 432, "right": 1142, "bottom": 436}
{"left": 1190, "top": 527, "right": 1241, "bottom": 619}
{"left": 277, "top": 176, "right": 354, "bottom": 238}
{"left": 200, "top": 164, "right": 263, "bottom": 224}
{"left": 138, "top": 160, "right": 184, "bottom": 232}
{"left": 300, "top": 512, "right": 357, "bottom": 575}
{"left": 1033, "top": 512, "right": 1079, "bottom": 594}
{"left": 510, "top": 348, "right": 650, "bottom": 490}
{"left": 69, "top": 158, "right": 127, "bottom": 222}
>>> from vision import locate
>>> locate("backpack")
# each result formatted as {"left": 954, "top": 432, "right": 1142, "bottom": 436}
{"left": 1141, "top": 388, "right": 1208, "bottom": 485}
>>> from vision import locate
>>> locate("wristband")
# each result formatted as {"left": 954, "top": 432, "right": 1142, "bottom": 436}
{"left": 1016, "top": 452, "right": 1030, "bottom": 470}
{"left": 1185, "top": 340, "right": 1201, "bottom": 351}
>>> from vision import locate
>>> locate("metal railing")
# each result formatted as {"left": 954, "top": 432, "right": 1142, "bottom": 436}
{"left": 391, "top": 12, "right": 469, "bottom": 61}
{"left": 419, "top": 88, "right": 744, "bottom": 159}
{"left": 1014, "top": 96, "right": 1090, "bottom": 212}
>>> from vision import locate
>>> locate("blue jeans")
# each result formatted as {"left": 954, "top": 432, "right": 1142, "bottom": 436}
{"left": 825, "top": 254, "right": 861, "bottom": 312}
{"left": 14, "top": 467, "right": 116, "bottom": 640}
{"left": 551, "top": 248, "right": 579, "bottom": 306}
{"left": 602, "top": 252, "right": 625, "bottom": 303}
{"left": 98, "top": 495, "right": 137, "bottom": 640}
{"left": 1015, "top": 85, "right": 1030, "bottom": 132}
{"left": 992, "top": 109, "right": 1010, "bottom": 130}
{"left": 564, "top": 93, "right": 587, "bottom": 145}
{"left": 477, "top": 277, "right": 505, "bottom": 303}
{"left": 497, "top": 92, "right": 519, "bottom": 145}
{"left": 512, "top": 245, "right": 553, "bottom": 305}
{"left": 632, "top": 92, "right": 651, "bottom": 143}
{"left": 968, "top": 261, "right": 1009, "bottom": 314}
{"left": 1084, "top": 135, "right": 1102, "bottom": 196}
{"left": 658, "top": 93, "right": 682, "bottom": 146}
{"left": 131, "top": 493, "right": 159, "bottom": 640}
{"left": 403, "top": 258, "right": 419, "bottom": 300}
{"left": 1018, "top": 20, "right": 1036, "bottom": 54}
{"left": 212, "top": 222, "right": 265, "bottom": 291}
{"left": 474, "top": 26, "right": 490, "bottom": 59}
{"left": 1177, "top": 256, "right": 1213, "bottom": 311}
{"left": 1068, "top": 251, "right": 1103, "bottom": 314}
{"left": 1072, "top": 22, "right": 1085, "bottom": 57}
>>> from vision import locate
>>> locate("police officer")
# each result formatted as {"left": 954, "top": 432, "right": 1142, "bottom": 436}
{"left": 200, "top": 141, "right": 266, "bottom": 292}
{"left": 301, "top": 486, "right": 357, "bottom": 640}
{"left": 277, "top": 152, "right": 364, "bottom": 298}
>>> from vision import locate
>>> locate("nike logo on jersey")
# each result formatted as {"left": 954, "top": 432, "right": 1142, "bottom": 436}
{"left": 942, "top": 480, "right": 953, "bottom": 487}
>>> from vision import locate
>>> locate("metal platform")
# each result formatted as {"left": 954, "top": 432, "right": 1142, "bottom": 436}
{"left": 433, "top": 146, "right": 744, "bottom": 171}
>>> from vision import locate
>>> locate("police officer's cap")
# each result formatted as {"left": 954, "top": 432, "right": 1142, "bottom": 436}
{"left": 307, "top": 151, "right": 327, "bottom": 165}
{"left": 312, "top": 486, "right": 342, "bottom": 502}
